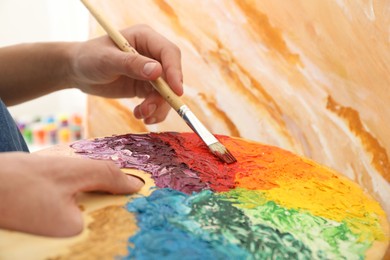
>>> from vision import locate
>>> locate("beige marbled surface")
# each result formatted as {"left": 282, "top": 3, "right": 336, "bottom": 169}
{"left": 85, "top": 0, "right": 390, "bottom": 217}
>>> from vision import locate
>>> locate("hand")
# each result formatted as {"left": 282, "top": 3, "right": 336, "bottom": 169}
{"left": 69, "top": 24, "right": 183, "bottom": 124}
{"left": 0, "top": 152, "right": 144, "bottom": 237}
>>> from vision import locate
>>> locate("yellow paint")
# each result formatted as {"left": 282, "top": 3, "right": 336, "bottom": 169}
{"left": 263, "top": 175, "right": 385, "bottom": 241}
{"left": 227, "top": 138, "right": 386, "bottom": 241}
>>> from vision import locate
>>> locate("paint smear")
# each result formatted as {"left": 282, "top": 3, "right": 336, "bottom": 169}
{"left": 71, "top": 132, "right": 388, "bottom": 259}
{"left": 327, "top": 95, "right": 390, "bottom": 182}
{"left": 125, "top": 188, "right": 371, "bottom": 259}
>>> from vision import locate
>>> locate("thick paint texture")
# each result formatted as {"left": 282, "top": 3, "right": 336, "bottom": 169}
{"left": 86, "top": 1, "right": 390, "bottom": 235}
{"left": 71, "top": 132, "right": 388, "bottom": 259}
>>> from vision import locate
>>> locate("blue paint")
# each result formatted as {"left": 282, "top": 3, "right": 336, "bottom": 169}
{"left": 124, "top": 189, "right": 249, "bottom": 259}
{"left": 124, "top": 188, "right": 314, "bottom": 259}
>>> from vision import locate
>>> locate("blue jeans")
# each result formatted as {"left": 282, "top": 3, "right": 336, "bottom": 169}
{"left": 0, "top": 99, "right": 29, "bottom": 152}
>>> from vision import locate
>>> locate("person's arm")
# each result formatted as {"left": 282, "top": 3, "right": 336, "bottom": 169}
{"left": 0, "top": 24, "right": 183, "bottom": 237}
{"left": 0, "top": 152, "right": 144, "bottom": 237}
{"left": 0, "top": 42, "right": 72, "bottom": 105}
{"left": 0, "top": 24, "right": 183, "bottom": 124}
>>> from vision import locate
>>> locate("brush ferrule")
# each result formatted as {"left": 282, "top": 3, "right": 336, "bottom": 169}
{"left": 177, "top": 105, "right": 218, "bottom": 146}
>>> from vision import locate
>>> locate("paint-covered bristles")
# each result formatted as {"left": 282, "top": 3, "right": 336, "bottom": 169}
{"left": 208, "top": 142, "right": 237, "bottom": 164}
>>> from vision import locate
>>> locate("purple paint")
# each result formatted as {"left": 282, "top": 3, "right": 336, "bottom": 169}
{"left": 71, "top": 133, "right": 209, "bottom": 193}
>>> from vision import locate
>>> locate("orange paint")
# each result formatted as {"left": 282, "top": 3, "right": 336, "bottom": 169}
{"left": 234, "top": 0, "right": 301, "bottom": 65}
{"left": 198, "top": 93, "right": 241, "bottom": 137}
{"left": 327, "top": 96, "right": 390, "bottom": 182}
{"left": 148, "top": 132, "right": 387, "bottom": 242}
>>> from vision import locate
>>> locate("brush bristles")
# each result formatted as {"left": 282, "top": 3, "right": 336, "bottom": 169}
{"left": 208, "top": 142, "right": 237, "bottom": 164}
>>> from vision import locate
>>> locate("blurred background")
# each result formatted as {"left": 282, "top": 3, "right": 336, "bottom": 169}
{"left": 0, "top": 0, "right": 89, "bottom": 151}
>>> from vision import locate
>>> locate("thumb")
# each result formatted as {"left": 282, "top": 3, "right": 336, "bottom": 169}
{"left": 115, "top": 52, "right": 163, "bottom": 80}
{"left": 68, "top": 159, "right": 145, "bottom": 195}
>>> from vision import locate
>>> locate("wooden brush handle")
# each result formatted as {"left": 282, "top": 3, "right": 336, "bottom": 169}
{"left": 80, "top": 0, "right": 184, "bottom": 111}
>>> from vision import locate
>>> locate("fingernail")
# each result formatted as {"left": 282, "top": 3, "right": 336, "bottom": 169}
{"left": 143, "top": 62, "right": 157, "bottom": 76}
{"left": 127, "top": 175, "right": 144, "bottom": 190}
{"left": 147, "top": 104, "right": 157, "bottom": 116}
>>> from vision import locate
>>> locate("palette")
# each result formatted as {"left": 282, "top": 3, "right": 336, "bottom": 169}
{"left": 0, "top": 132, "right": 388, "bottom": 259}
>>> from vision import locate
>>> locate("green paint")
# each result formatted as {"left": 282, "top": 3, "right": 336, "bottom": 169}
{"left": 221, "top": 188, "right": 371, "bottom": 259}
{"left": 185, "top": 190, "right": 315, "bottom": 259}
{"left": 345, "top": 213, "right": 386, "bottom": 242}
{"left": 126, "top": 189, "right": 249, "bottom": 259}
{"left": 126, "top": 188, "right": 375, "bottom": 259}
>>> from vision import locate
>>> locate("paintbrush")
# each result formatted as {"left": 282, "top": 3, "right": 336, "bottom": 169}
{"left": 80, "top": 0, "right": 237, "bottom": 164}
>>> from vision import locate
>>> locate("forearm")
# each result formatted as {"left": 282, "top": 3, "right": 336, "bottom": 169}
{"left": 0, "top": 42, "right": 75, "bottom": 106}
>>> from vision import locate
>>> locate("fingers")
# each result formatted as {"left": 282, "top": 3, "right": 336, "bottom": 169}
{"left": 110, "top": 51, "right": 163, "bottom": 81}
{"left": 158, "top": 42, "right": 183, "bottom": 97}
{"left": 0, "top": 153, "right": 144, "bottom": 238}
{"left": 78, "top": 24, "right": 184, "bottom": 124}
{"left": 133, "top": 91, "right": 171, "bottom": 124}
{"left": 122, "top": 25, "right": 184, "bottom": 96}
{"left": 61, "top": 158, "right": 144, "bottom": 195}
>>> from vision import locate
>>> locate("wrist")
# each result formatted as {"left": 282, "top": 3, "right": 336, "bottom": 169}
{"left": 54, "top": 42, "right": 81, "bottom": 91}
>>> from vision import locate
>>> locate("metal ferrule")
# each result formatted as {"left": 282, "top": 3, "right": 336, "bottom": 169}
{"left": 177, "top": 105, "right": 218, "bottom": 146}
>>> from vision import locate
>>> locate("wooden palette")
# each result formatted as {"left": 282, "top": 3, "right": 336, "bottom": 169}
{"left": 0, "top": 132, "right": 388, "bottom": 259}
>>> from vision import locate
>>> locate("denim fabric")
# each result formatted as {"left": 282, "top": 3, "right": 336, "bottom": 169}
{"left": 0, "top": 99, "right": 29, "bottom": 152}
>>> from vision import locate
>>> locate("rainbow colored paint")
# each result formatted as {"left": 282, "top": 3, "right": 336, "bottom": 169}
{"left": 71, "top": 132, "right": 388, "bottom": 259}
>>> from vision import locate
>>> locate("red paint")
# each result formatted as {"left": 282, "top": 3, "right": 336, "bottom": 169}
{"left": 152, "top": 132, "right": 238, "bottom": 192}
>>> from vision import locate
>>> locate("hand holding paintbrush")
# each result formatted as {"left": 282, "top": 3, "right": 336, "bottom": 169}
{"left": 80, "top": 0, "right": 236, "bottom": 164}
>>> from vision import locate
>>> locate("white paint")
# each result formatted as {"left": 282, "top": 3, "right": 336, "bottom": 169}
{"left": 334, "top": 0, "right": 353, "bottom": 20}
{"left": 362, "top": 0, "right": 376, "bottom": 21}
